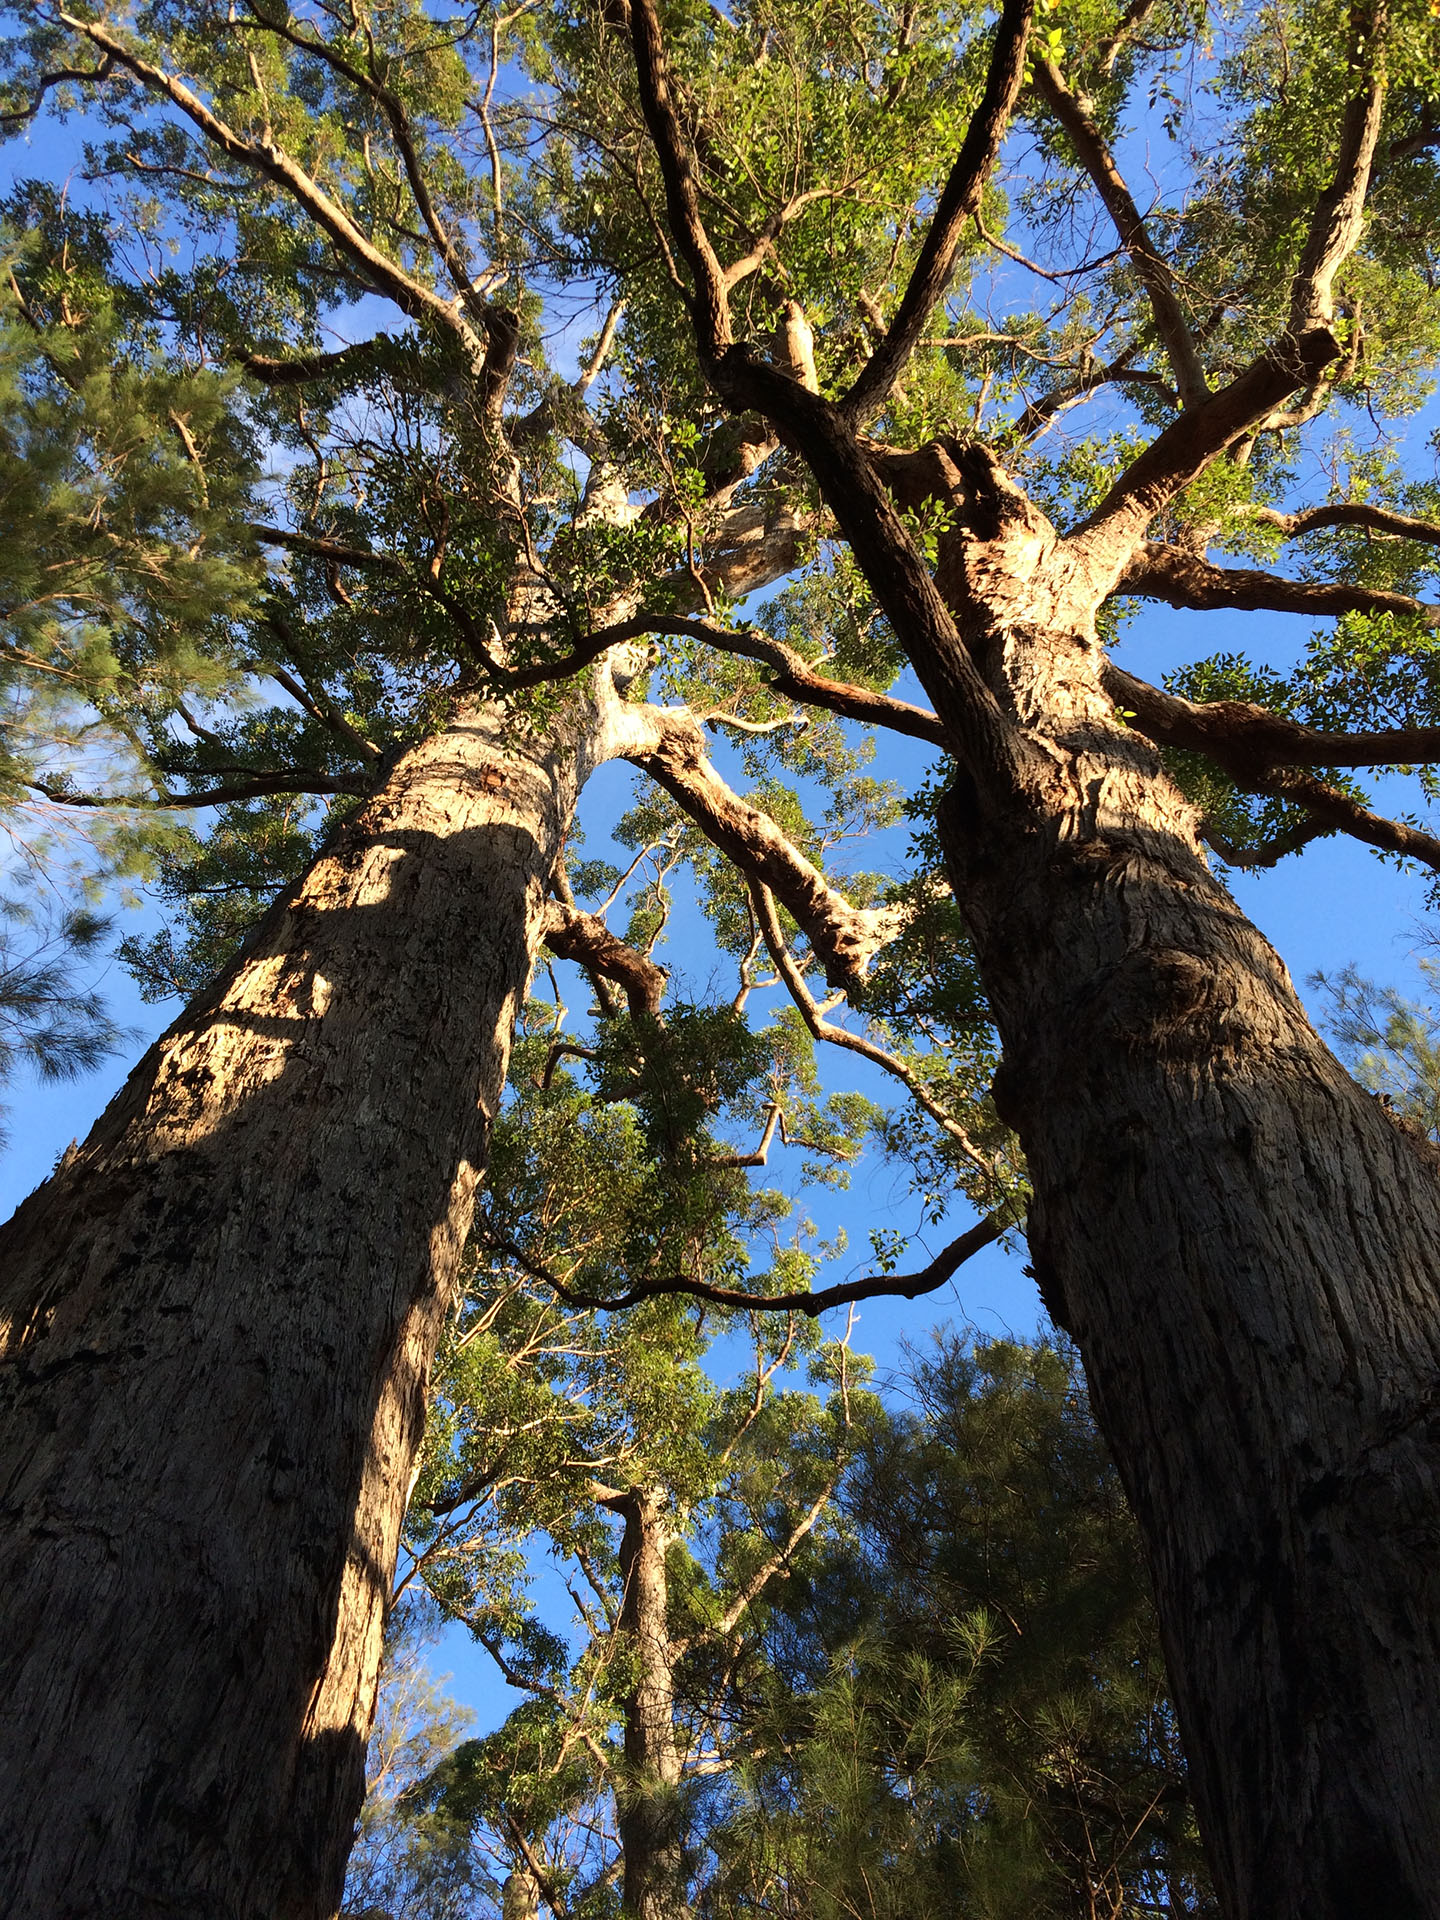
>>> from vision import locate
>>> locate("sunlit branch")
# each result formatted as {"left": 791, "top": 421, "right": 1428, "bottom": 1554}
{"left": 627, "top": 712, "right": 903, "bottom": 992}
{"left": 1074, "top": 8, "right": 1388, "bottom": 555}
{"left": 626, "top": 0, "right": 733, "bottom": 359}
{"left": 542, "top": 902, "right": 666, "bottom": 1018}
{"left": 1289, "top": 2, "right": 1388, "bottom": 331}
{"left": 1116, "top": 542, "right": 1438, "bottom": 625}
{"left": 1248, "top": 502, "right": 1440, "bottom": 549}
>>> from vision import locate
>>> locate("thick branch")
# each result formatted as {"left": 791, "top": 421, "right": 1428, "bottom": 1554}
{"left": 626, "top": 0, "right": 733, "bottom": 358}
{"left": 237, "top": 339, "right": 392, "bottom": 387}
{"left": 1290, "top": 3, "right": 1388, "bottom": 331}
{"left": 1102, "top": 660, "right": 1440, "bottom": 773}
{"left": 542, "top": 903, "right": 667, "bottom": 1018}
{"left": 1102, "top": 663, "right": 1440, "bottom": 869}
{"left": 626, "top": 708, "right": 901, "bottom": 991}
{"left": 1032, "top": 56, "right": 1209, "bottom": 409}
{"left": 1116, "top": 542, "right": 1438, "bottom": 626}
{"left": 841, "top": 0, "right": 1034, "bottom": 423}
{"left": 1075, "top": 16, "right": 1386, "bottom": 553}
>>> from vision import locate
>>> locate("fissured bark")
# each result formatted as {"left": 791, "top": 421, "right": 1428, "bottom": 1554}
{"left": 0, "top": 699, "right": 589, "bottom": 1919}
{"left": 930, "top": 522, "right": 1440, "bottom": 1919}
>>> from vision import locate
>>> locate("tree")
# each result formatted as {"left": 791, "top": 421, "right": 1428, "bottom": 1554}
{"left": 1, "top": 1, "right": 1439, "bottom": 1915}
{"left": 341, "top": 1600, "right": 491, "bottom": 1920}
{"left": 703, "top": 1336, "right": 1214, "bottom": 1920}
{"left": 388, "top": 987, "right": 876, "bottom": 1920}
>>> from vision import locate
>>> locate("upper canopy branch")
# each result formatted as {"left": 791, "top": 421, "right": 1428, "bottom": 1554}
{"left": 1289, "top": 1, "right": 1389, "bottom": 332}
{"left": 625, "top": 0, "right": 733, "bottom": 361}
{"left": 1074, "top": 8, "right": 1388, "bottom": 558}
{"left": 56, "top": 10, "right": 489, "bottom": 363}
{"left": 1031, "top": 55, "right": 1209, "bottom": 410}
{"left": 839, "top": 0, "right": 1035, "bottom": 425}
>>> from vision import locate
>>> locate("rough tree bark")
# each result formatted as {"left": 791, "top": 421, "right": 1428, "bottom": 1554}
{"left": 617, "top": 3, "right": 1440, "bottom": 1896}
{"left": 943, "top": 598, "right": 1440, "bottom": 1920}
{"left": 0, "top": 690, "right": 613, "bottom": 1919}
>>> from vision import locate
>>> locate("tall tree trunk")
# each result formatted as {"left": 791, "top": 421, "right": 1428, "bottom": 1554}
{"left": 0, "top": 694, "right": 603, "bottom": 1919}
{"left": 937, "top": 596, "right": 1440, "bottom": 1920}
{"left": 611, "top": 1489, "right": 689, "bottom": 1920}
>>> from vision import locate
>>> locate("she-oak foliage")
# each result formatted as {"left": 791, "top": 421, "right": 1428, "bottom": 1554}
{"left": 0, "top": 0, "right": 1439, "bottom": 1915}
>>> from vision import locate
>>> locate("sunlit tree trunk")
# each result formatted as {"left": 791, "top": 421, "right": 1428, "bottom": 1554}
{"left": 0, "top": 694, "right": 608, "bottom": 1919}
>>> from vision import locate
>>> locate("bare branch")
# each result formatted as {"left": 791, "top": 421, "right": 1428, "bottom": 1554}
{"left": 1115, "top": 542, "right": 1439, "bottom": 626}
{"left": 1101, "top": 663, "right": 1440, "bottom": 870}
{"left": 841, "top": 0, "right": 1033, "bottom": 424}
{"left": 487, "top": 1210, "right": 1005, "bottom": 1318}
{"left": 749, "top": 881, "right": 1001, "bottom": 1178}
{"left": 626, "top": 708, "right": 902, "bottom": 991}
{"left": 1201, "top": 817, "right": 1330, "bottom": 869}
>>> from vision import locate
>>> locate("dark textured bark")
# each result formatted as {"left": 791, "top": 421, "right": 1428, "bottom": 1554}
{"left": 609, "top": 1489, "right": 689, "bottom": 1920}
{"left": 0, "top": 697, "right": 597, "bottom": 1919}
{"left": 929, "top": 578, "right": 1440, "bottom": 1920}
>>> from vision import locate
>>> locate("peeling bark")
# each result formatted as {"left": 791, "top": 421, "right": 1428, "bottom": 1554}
{"left": 0, "top": 694, "right": 611, "bottom": 1919}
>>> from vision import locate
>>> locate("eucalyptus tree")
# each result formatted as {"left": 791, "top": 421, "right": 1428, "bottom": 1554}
{"left": 1, "top": 0, "right": 1440, "bottom": 1916}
